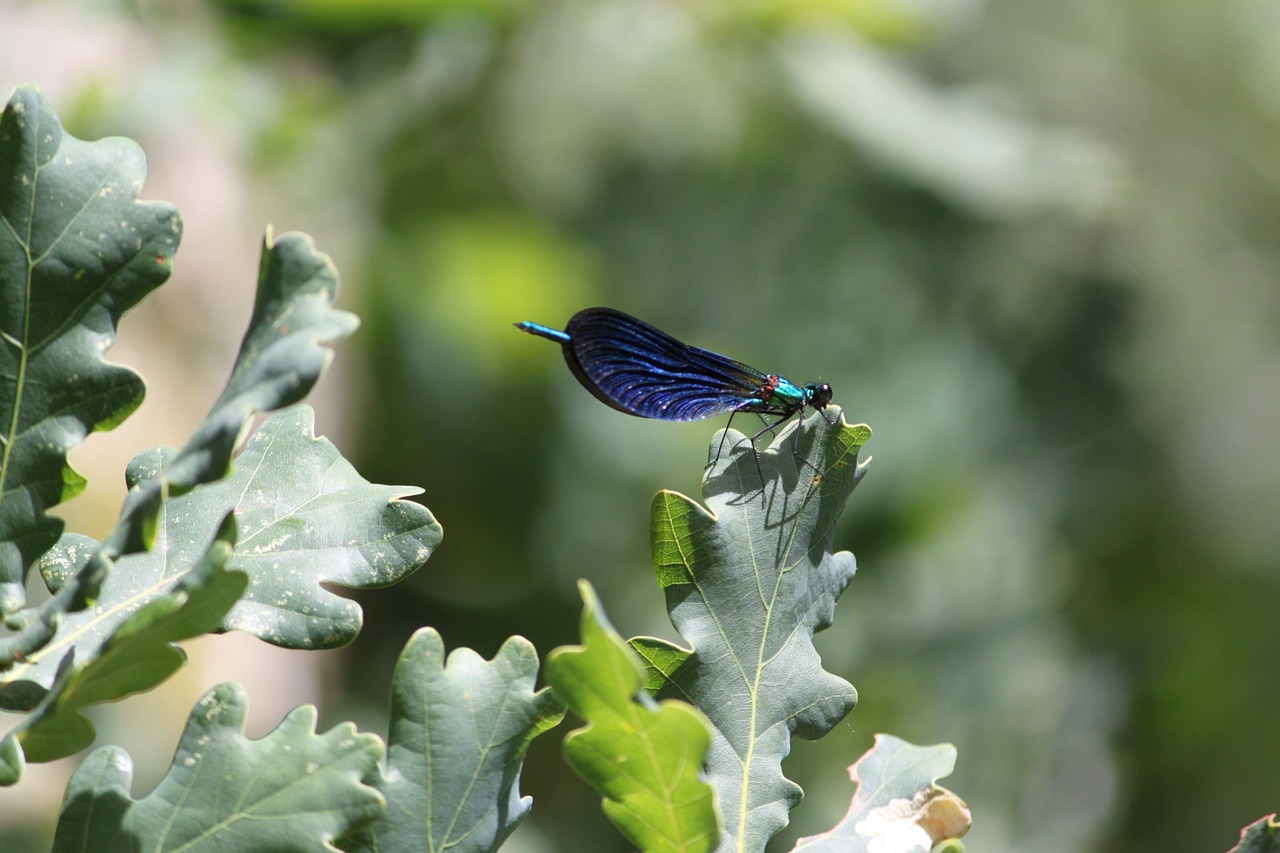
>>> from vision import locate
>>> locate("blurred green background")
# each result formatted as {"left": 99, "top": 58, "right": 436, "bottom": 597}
{"left": 3, "top": 0, "right": 1280, "bottom": 850}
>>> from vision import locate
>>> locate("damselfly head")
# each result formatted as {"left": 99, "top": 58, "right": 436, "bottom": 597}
{"left": 809, "top": 383, "right": 833, "bottom": 409}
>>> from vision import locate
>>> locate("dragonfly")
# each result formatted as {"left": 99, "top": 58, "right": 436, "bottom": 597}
{"left": 514, "top": 307, "right": 835, "bottom": 477}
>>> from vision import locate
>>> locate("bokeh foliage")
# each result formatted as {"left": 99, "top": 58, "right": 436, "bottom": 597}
{"left": 4, "top": 0, "right": 1279, "bottom": 851}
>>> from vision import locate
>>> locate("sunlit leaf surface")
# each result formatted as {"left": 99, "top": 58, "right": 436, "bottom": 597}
{"left": 634, "top": 409, "right": 870, "bottom": 852}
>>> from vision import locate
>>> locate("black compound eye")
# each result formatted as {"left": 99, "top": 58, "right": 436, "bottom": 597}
{"left": 812, "top": 383, "right": 833, "bottom": 406}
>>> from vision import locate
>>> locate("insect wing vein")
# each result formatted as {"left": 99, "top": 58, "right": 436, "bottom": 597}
{"left": 566, "top": 308, "right": 768, "bottom": 421}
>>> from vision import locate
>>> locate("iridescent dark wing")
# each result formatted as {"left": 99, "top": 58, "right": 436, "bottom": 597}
{"left": 561, "top": 307, "right": 770, "bottom": 421}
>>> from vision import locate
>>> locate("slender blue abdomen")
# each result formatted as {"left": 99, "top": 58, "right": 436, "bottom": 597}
{"left": 514, "top": 321, "right": 570, "bottom": 345}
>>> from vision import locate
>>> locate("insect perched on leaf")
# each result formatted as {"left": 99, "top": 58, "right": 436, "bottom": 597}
{"left": 514, "top": 307, "right": 835, "bottom": 477}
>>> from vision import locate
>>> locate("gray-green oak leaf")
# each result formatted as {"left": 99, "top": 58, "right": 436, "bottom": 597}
{"left": 633, "top": 409, "right": 870, "bottom": 853}
{"left": 52, "top": 682, "right": 384, "bottom": 853}
{"left": 0, "top": 513, "right": 247, "bottom": 782}
{"left": 1229, "top": 815, "right": 1280, "bottom": 853}
{"left": 1, "top": 225, "right": 360, "bottom": 689}
{"left": 8, "top": 404, "right": 438, "bottom": 699}
{"left": 341, "top": 628, "right": 563, "bottom": 853}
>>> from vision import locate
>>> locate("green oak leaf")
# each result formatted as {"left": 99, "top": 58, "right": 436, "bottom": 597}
{"left": 0, "top": 85, "right": 180, "bottom": 612}
{"left": 51, "top": 682, "right": 384, "bottom": 853}
{"left": 340, "top": 628, "right": 564, "bottom": 853}
{"left": 0, "top": 513, "right": 247, "bottom": 781}
{"left": 792, "top": 734, "right": 969, "bottom": 852}
{"left": 8, "top": 404, "right": 438, "bottom": 699}
{"left": 1229, "top": 815, "right": 1280, "bottom": 853}
{"left": 547, "top": 581, "right": 719, "bottom": 853}
{"left": 632, "top": 408, "right": 870, "bottom": 853}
